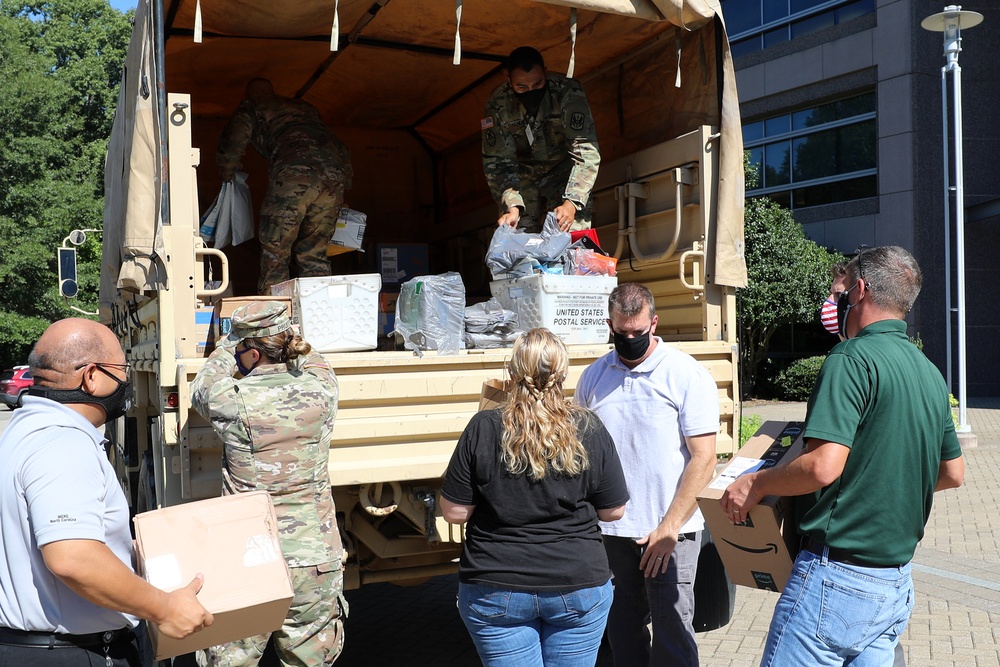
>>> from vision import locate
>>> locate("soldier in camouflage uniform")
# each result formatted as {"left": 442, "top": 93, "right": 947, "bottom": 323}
{"left": 191, "top": 301, "right": 347, "bottom": 667}
{"left": 482, "top": 46, "right": 601, "bottom": 234}
{"left": 217, "top": 79, "right": 353, "bottom": 293}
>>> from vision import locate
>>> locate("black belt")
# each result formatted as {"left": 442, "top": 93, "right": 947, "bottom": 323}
{"left": 803, "top": 539, "right": 900, "bottom": 569}
{"left": 678, "top": 532, "right": 697, "bottom": 542}
{"left": 0, "top": 626, "right": 135, "bottom": 649}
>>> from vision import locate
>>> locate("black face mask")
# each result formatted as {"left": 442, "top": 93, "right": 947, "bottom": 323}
{"left": 836, "top": 284, "right": 858, "bottom": 339}
{"left": 515, "top": 87, "right": 546, "bottom": 117}
{"left": 612, "top": 329, "right": 652, "bottom": 362}
{"left": 29, "top": 369, "right": 133, "bottom": 424}
{"left": 235, "top": 347, "right": 256, "bottom": 377}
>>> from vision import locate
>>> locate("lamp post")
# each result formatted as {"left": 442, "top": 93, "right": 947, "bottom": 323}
{"left": 921, "top": 5, "right": 983, "bottom": 433}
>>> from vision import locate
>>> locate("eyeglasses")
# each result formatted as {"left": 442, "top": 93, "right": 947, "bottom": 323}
{"left": 855, "top": 245, "right": 873, "bottom": 291}
{"left": 75, "top": 362, "right": 132, "bottom": 383}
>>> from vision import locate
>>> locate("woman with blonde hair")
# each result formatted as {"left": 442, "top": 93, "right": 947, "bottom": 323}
{"left": 441, "top": 327, "right": 629, "bottom": 667}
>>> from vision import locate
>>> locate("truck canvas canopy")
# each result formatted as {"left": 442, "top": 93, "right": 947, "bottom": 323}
{"left": 100, "top": 0, "right": 745, "bottom": 314}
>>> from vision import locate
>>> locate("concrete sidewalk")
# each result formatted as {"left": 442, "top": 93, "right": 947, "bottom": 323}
{"left": 696, "top": 397, "right": 1000, "bottom": 667}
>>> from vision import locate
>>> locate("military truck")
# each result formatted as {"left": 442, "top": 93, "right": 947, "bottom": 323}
{"left": 99, "top": 0, "right": 747, "bottom": 591}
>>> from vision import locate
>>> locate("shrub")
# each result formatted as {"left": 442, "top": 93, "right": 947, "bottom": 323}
{"left": 739, "top": 413, "right": 763, "bottom": 449}
{"left": 775, "top": 356, "right": 826, "bottom": 401}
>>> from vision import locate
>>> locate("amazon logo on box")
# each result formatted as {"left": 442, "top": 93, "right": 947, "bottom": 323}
{"left": 696, "top": 421, "right": 806, "bottom": 593}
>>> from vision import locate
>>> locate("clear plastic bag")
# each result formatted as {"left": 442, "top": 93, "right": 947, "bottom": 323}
{"left": 567, "top": 248, "right": 618, "bottom": 276}
{"left": 395, "top": 272, "right": 466, "bottom": 355}
{"left": 485, "top": 212, "right": 572, "bottom": 279}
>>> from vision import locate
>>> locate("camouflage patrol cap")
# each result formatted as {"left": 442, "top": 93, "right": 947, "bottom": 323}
{"left": 228, "top": 301, "right": 291, "bottom": 343}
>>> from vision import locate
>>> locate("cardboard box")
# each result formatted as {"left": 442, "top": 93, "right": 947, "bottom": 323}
{"left": 134, "top": 491, "right": 294, "bottom": 660}
{"left": 214, "top": 296, "right": 292, "bottom": 341}
{"left": 269, "top": 274, "right": 380, "bottom": 352}
{"left": 697, "top": 421, "right": 806, "bottom": 592}
{"left": 195, "top": 305, "right": 216, "bottom": 355}
{"left": 377, "top": 244, "right": 429, "bottom": 286}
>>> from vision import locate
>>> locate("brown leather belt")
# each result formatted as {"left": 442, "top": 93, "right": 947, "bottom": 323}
{"left": 802, "top": 539, "right": 901, "bottom": 569}
{"left": 0, "top": 626, "right": 134, "bottom": 649}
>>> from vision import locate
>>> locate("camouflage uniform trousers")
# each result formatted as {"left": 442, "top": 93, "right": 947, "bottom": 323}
{"left": 258, "top": 164, "right": 347, "bottom": 293}
{"left": 199, "top": 561, "right": 348, "bottom": 667}
{"left": 515, "top": 166, "right": 592, "bottom": 234}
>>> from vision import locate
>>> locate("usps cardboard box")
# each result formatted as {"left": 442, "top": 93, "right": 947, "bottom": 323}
{"left": 697, "top": 421, "right": 806, "bottom": 592}
{"left": 134, "top": 491, "right": 293, "bottom": 660}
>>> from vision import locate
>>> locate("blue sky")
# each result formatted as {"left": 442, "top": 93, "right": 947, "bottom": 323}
{"left": 110, "top": 0, "right": 137, "bottom": 11}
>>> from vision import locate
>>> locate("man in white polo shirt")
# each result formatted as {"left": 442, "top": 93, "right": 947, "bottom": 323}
{"left": 0, "top": 318, "right": 213, "bottom": 666}
{"left": 575, "top": 282, "right": 718, "bottom": 667}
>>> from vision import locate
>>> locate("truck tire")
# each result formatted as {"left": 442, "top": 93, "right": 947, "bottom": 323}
{"left": 692, "top": 529, "right": 736, "bottom": 633}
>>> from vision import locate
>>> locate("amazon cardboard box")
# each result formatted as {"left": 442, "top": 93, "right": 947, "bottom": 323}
{"left": 215, "top": 295, "right": 292, "bottom": 341}
{"left": 134, "top": 491, "right": 293, "bottom": 660}
{"left": 697, "top": 421, "right": 806, "bottom": 592}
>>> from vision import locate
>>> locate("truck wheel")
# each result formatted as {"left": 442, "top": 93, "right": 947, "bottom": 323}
{"left": 14, "top": 392, "right": 24, "bottom": 409}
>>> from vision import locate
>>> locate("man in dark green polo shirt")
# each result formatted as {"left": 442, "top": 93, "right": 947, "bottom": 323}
{"left": 721, "top": 245, "right": 965, "bottom": 666}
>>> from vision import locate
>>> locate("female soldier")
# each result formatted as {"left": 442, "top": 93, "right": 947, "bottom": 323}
{"left": 191, "top": 301, "right": 346, "bottom": 666}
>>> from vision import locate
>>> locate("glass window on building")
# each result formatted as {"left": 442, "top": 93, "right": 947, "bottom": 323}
{"left": 721, "top": 0, "right": 875, "bottom": 58}
{"left": 743, "top": 91, "right": 877, "bottom": 210}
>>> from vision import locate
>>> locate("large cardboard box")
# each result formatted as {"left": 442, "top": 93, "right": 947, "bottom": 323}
{"left": 697, "top": 422, "right": 806, "bottom": 592}
{"left": 134, "top": 491, "right": 294, "bottom": 660}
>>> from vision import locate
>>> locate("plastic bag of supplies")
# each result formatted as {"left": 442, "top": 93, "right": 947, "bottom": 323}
{"left": 199, "top": 172, "right": 254, "bottom": 249}
{"left": 395, "top": 272, "right": 466, "bottom": 355}
{"left": 485, "top": 212, "right": 572, "bottom": 279}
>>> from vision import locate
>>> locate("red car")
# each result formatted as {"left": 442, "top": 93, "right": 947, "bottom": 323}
{"left": 0, "top": 365, "right": 32, "bottom": 409}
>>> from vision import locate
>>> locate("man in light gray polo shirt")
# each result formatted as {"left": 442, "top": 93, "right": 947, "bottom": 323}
{"left": 575, "top": 282, "right": 718, "bottom": 667}
{"left": 0, "top": 318, "right": 213, "bottom": 666}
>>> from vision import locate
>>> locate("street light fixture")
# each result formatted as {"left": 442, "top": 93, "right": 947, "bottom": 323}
{"left": 921, "top": 5, "right": 983, "bottom": 433}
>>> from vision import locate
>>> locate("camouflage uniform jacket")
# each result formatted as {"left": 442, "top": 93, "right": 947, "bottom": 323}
{"left": 191, "top": 347, "right": 342, "bottom": 567}
{"left": 482, "top": 72, "right": 600, "bottom": 214}
{"left": 217, "top": 94, "right": 353, "bottom": 187}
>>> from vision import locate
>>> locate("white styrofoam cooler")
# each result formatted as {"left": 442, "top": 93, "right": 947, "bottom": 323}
{"left": 490, "top": 274, "right": 618, "bottom": 345}
{"left": 269, "top": 274, "right": 381, "bottom": 352}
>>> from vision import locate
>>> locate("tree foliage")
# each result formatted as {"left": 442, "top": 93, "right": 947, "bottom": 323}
{"left": 737, "top": 160, "right": 845, "bottom": 397}
{"left": 0, "top": 0, "right": 131, "bottom": 368}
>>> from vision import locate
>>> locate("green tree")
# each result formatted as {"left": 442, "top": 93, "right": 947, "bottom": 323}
{"left": 737, "top": 159, "right": 844, "bottom": 398}
{"left": 0, "top": 1, "right": 131, "bottom": 368}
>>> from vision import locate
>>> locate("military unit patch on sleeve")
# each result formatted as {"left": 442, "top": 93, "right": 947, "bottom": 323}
{"left": 570, "top": 112, "right": 585, "bottom": 131}
{"left": 485, "top": 129, "right": 496, "bottom": 146}
{"left": 481, "top": 116, "right": 494, "bottom": 129}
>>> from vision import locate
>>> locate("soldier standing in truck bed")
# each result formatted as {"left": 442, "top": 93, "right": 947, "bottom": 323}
{"left": 482, "top": 46, "right": 601, "bottom": 233}
{"left": 217, "top": 78, "right": 353, "bottom": 293}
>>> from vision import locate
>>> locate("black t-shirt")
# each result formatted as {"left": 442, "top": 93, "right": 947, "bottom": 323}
{"left": 441, "top": 408, "right": 629, "bottom": 591}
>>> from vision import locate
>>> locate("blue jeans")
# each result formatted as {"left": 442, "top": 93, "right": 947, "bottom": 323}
{"left": 457, "top": 579, "right": 613, "bottom": 667}
{"left": 603, "top": 533, "right": 701, "bottom": 667}
{"left": 760, "top": 547, "right": 914, "bottom": 667}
